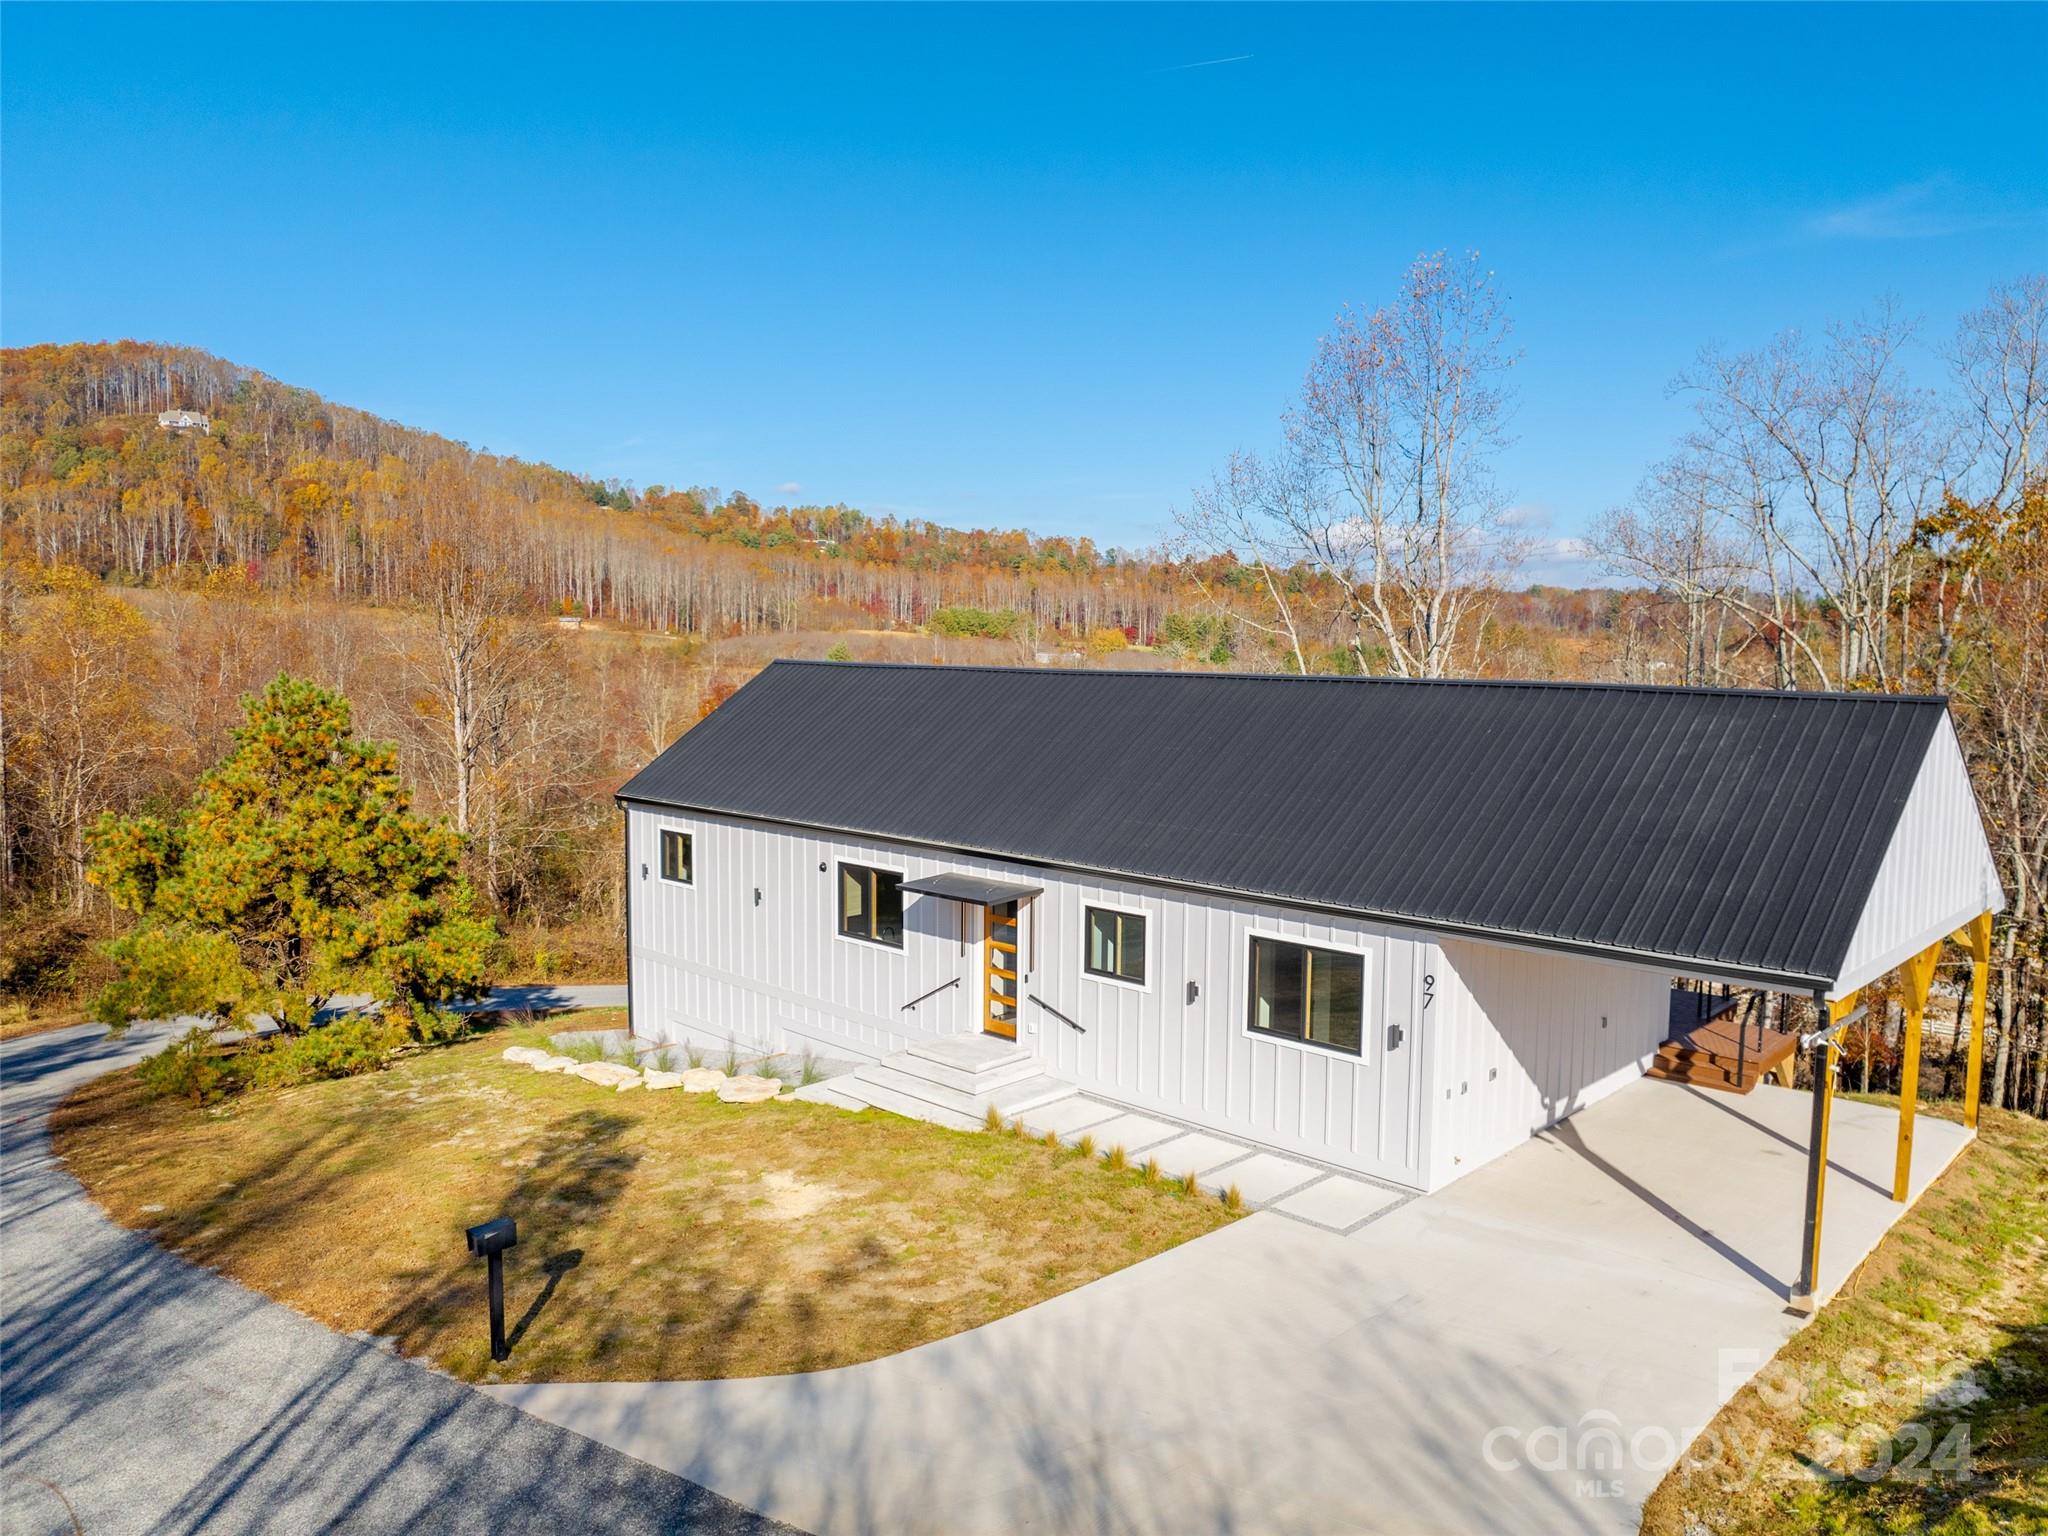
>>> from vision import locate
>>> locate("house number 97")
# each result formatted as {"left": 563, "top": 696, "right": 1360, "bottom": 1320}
{"left": 1421, "top": 973, "right": 1435, "bottom": 1010}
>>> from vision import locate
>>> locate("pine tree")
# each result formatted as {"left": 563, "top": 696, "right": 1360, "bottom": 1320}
{"left": 89, "top": 675, "right": 494, "bottom": 1032}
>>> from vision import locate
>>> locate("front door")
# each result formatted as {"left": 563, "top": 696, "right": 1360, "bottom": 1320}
{"left": 983, "top": 900, "right": 1020, "bottom": 1039}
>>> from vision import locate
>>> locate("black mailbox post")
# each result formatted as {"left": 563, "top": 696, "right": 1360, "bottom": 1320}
{"left": 465, "top": 1216, "right": 518, "bottom": 1362}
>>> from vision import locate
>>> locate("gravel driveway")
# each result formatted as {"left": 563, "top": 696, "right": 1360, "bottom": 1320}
{"left": 0, "top": 1010, "right": 797, "bottom": 1536}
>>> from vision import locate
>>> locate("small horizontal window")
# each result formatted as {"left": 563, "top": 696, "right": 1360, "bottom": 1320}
{"left": 1085, "top": 907, "right": 1146, "bottom": 985}
{"left": 838, "top": 862, "right": 904, "bottom": 948}
{"left": 659, "top": 829, "right": 693, "bottom": 885}
{"left": 1248, "top": 936, "right": 1364, "bottom": 1056}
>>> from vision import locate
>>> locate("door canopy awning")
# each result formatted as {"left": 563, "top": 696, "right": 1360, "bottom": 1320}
{"left": 900, "top": 872, "right": 1044, "bottom": 906}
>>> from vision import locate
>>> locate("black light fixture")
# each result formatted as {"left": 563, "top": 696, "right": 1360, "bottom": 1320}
{"left": 1186, "top": 980, "right": 1200, "bottom": 1006}
{"left": 465, "top": 1216, "right": 518, "bottom": 1362}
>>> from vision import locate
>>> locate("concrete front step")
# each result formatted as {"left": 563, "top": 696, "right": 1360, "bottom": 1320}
{"left": 900, "top": 1036, "right": 1041, "bottom": 1093}
{"left": 828, "top": 1074, "right": 987, "bottom": 1132}
{"left": 851, "top": 1062, "right": 1075, "bottom": 1124}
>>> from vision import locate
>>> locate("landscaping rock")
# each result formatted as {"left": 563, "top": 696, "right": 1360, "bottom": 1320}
{"left": 570, "top": 1061, "right": 641, "bottom": 1088}
{"left": 530, "top": 1056, "right": 579, "bottom": 1074}
{"left": 501, "top": 1046, "right": 551, "bottom": 1066}
{"left": 642, "top": 1069, "right": 685, "bottom": 1091}
{"left": 716, "top": 1074, "right": 782, "bottom": 1104}
{"left": 679, "top": 1068, "right": 727, "bottom": 1093}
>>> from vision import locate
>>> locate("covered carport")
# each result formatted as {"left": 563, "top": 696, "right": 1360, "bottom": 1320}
{"left": 1622, "top": 696, "right": 2007, "bottom": 1310}
{"left": 1650, "top": 696, "right": 2006, "bottom": 1313}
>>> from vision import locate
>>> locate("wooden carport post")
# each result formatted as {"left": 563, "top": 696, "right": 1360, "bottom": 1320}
{"left": 1792, "top": 989, "right": 1859, "bottom": 1316}
{"left": 1892, "top": 939, "right": 1945, "bottom": 1202}
{"left": 1955, "top": 913, "right": 1993, "bottom": 1130}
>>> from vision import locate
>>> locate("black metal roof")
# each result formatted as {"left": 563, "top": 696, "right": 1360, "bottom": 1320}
{"left": 619, "top": 660, "right": 1952, "bottom": 988}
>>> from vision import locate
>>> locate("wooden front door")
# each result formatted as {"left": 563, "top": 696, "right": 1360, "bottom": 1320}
{"left": 984, "top": 900, "right": 1020, "bottom": 1039}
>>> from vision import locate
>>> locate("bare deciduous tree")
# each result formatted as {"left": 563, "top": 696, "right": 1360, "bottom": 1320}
{"left": 1675, "top": 300, "right": 1958, "bottom": 689}
{"left": 1288, "top": 251, "right": 1524, "bottom": 676}
{"left": 1177, "top": 252, "right": 1524, "bottom": 677}
{"left": 1171, "top": 451, "right": 1316, "bottom": 676}
{"left": 1590, "top": 456, "right": 1755, "bottom": 686}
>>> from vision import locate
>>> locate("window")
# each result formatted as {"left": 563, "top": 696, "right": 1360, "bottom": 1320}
{"left": 1247, "top": 936, "right": 1365, "bottom": 1056}
{"left": 838, "top": 862, "right": 904, "bottom": 947}
{"left": 659, "top": 829, "right": 693, "bottom": 884}
{"left": 1085, "top": 906, "right": 1147, "bottom": 985}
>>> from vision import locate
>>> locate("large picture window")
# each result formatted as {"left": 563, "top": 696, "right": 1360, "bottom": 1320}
{"left": 838, "top": 862, "right": 904, "bottom": 948}
{"left": 1085, "top": 906, "right": 1147, "bottom": 985}
{"left": 1247, "top": 936, "right": 1365, "bottom": 1056}
{"left": 659, "top": 829, "right": 693, "bottom": 884}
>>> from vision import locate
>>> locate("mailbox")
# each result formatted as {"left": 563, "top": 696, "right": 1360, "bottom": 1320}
{"left": 466, "top": 1217, "right": 517, "bottom": 1258}
{"left": 465, "top": 1215, "right": 518, "bottom": 1361}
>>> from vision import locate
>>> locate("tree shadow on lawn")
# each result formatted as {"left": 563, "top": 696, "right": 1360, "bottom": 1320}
{"left": 373, "top": 1107, "right": 641, "bottom": 1368}
{"left": 1788, "top": 1308, "right": 2048, "bottom": 1528}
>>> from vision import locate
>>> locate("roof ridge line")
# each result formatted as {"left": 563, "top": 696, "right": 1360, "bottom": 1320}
{"left": 768, "top": 657, "right": 1950, "bottom": 706}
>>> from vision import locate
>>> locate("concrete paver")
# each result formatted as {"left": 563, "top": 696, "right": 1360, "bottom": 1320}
{"left": 1203, "top": 1150, "right": 1327, "bottom": 1204}
{"left": 1071, "top": 1111, "right": 1182, "bottom": 1153}
{"left": 1016, "top": 1096, "right": 1120, "bottom": 1137}
{"left": 1274, "top": 1175, "right": 1406, "bottom": 1230}
{"left": 1140, "top": 1131, "right": 1256, "bottom": 1177}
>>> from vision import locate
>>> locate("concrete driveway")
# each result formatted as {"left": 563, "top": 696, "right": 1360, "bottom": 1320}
{"left": 492, "top": 1077, "right": 1970, "bottom": 1536}
{"left": 0, "top": 1002, "right": 788, "bottom": 1536}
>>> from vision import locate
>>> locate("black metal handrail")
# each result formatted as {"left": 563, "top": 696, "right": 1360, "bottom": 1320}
{"left": 1029, "top": 994, "right": 1085, "bottom": 1033}
{"left": 901, "top": 977, "right": 961, "bottom": 1012}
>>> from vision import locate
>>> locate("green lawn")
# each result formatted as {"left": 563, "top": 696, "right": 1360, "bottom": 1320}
{"left": 54, "top": 1026, "right": 1236, "bottom": 1383}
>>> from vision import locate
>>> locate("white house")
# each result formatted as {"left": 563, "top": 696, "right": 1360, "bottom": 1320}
{"left": 619, "top": 661, "right": 2003, "bottom": 1290}
{"left": 156, "top": 409, "right": 211, "bottom": 433}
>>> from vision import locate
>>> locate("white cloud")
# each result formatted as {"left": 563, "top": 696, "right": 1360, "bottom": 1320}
{"left": 1799, "top": 177, "right": 2036, "bottom": 241}
{"left": 1517, "top": 536, "right": 1608, "bottom": 588}
{"left": 775, "top": 481, "right": 802, "bottom": 497}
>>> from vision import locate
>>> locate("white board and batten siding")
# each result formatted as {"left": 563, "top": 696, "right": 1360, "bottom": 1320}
{"left": 1831, "top": 716, "right": 2007, "bottom": 1000}
{"left": 1425, "top": 940, "right": 1672, "bottom": 1188}
{"left": 628, "top": 804, "right": 1676, "bottom": 1192}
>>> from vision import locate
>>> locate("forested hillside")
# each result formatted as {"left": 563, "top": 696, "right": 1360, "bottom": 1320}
{"left": 3, "top": 323, "right": 2045, "bottom": 1124}
{"left": 1, "top": 340, "right": 1186, "bottom": 638}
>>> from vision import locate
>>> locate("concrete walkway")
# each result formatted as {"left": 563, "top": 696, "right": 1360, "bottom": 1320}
{"left": 1016, "top": 1092, "right": 1412, "bottom": 1232}
{"left": 0, "top": 1001, "right": 789, "bottom": 1536}
{"left": 492, "top": 1078, "right": 1971, "bottom": 1536}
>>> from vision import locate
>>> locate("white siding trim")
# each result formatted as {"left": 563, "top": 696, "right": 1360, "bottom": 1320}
{"left": 1831, "top": 717, "right": 2005, "bottom": 999}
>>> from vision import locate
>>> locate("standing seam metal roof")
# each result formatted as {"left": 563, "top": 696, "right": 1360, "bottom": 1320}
{"left": 618, "top": 660, "right": 1953, "bottom": 987}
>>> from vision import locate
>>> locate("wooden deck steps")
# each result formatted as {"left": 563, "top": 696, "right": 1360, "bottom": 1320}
{"left": 1646, "top": 996, "right": 1799, "bottom": 1095}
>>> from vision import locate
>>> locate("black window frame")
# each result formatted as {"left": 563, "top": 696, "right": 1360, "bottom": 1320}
{"left": 659, "top": 828, "right": 694, "bottom": 885}
{"left": 836, "top": 861, "right": 905, "bottom": 949}
{"left": 1245, "top": 935, "right": 1367, "bottom": 1058}
{"left": 1083, "top": 905, "right": 1148, "bottom": 986}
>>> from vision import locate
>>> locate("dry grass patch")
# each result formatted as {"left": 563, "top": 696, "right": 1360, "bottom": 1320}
{"left": 1643, "top": 1101, "right": 2048, "bottom": 1536}
{"left": 53, "top": 1032, "right": 1235, "bottom": 1384}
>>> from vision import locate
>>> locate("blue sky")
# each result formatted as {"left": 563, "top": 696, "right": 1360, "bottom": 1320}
{"left": 4, "top": 4, "right": 2042, "bottom": 577}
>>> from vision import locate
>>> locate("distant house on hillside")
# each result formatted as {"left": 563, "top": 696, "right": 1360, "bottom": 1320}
{"left": 157, "top": 410, "right": 211, "bottom": 433}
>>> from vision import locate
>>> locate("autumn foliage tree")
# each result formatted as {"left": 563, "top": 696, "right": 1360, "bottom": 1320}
{"left": 88, "top": 676, "right": 494, "bottom": 1033}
